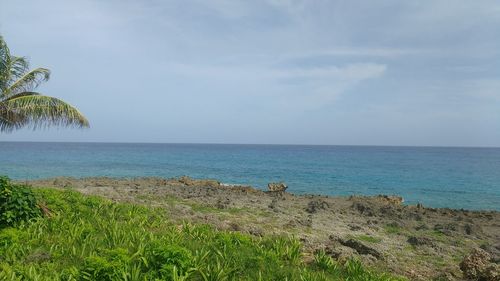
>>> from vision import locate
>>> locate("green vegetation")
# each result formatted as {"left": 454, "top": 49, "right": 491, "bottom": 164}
{"left": 383, "top": 225, "right": 402, "bottom": 235}
{"left": 0, "top": 176, "right": 41, "bottom": 227}
{"left": 313, "top": 250, "right": 336, "bottom": 271}
{"left": 0, "top": 183, "right": 405, "bottom": 280}
{"left": 427, "top": 231, "right": 448, "bottom": 243}
{"left": 0, "top": 35, "right": 88, "bottom": 132}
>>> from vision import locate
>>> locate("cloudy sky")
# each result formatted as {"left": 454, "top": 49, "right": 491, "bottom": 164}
{"left": 1, "top": 0, "right": 499, "bottom": 146}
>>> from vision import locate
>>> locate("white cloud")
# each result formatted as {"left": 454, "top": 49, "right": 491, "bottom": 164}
{"left": 167, "top": 61, "right": 386, "bottom": 109}
{"left": 272, "top": 63, "right": 386, "bottom": 80}
{"left": 460, "top": 79, "right": 500, "bottom": 101}
{"left": 193, "top": 0, "right": 256, "bottom": 19}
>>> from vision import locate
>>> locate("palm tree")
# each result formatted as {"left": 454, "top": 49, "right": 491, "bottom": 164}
{"left": 0, "top": 35, "right": 89, "bottom": 132}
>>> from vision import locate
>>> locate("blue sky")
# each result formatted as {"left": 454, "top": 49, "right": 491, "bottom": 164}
{"left": 1, "top": 0, "right": 499, "bottom": 146}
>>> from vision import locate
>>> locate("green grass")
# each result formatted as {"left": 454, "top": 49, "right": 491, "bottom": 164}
{"left": 0, "top": 188, "right": 406, "bottom": 281}
{"left": 427, "top": 231, "right": 448, "bottom": 243}
{"left": 384, "top": 225, "right": 403, "bottom": 235}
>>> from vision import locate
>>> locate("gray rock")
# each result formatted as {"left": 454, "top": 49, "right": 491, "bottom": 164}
{"left": 376, "top": 195, "right": 404, "bottom": 205}
{"left": 352, "top": 202, "right": 375, "bottom": 216}
{"left": 483, "top": 264, "right": 500, "bottom": 281}
{"left": 325, "top": 245, "right": 358, "bottom": 262}
{"left": 305, "top": 199, "right": 329, "bottom": 214}
{"left": 297, "top": 215, "right": 313, "bottom": 227}
{"left": 338, "top": 238, "right": 383, "bottom": 259}
{"left": 460, "top": 248, "right": 499, "bottom": 281}
{"left": 434, "top": 223, "right": 458, "bottom": 236}
{"left": 267, "top": 182, "right": 288, "bottom": 192}
{"left": 178, "top": 176, "right": 220, "bottom": 188}
{"left": 407, "top": 236, "right": 435, "bottom": 247}
{"left": 268, "top": 197, "right": 279, "bottom": 211}
{"left": 246, "top": 226, "right": 263, "bottom": 237}
{"left": 215, "top": 198, "right": 230, "bottom": 209}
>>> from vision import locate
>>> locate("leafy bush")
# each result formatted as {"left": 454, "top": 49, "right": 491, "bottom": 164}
{"left": 146, "top": 242, "right": 193, "bottom": 280}
{"left": 0, "top": 176, "right": 41, "bottom": 227}
{"left": 80, "top": 248, "right": 132, "bottom": 281}
{"left": 81, "top": 256, "right": 121, "bottom": 280}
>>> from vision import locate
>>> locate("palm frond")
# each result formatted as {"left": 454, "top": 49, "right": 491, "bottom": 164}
{"left": 0, "top": 94, "right": 89, "bottom": 132}
{"left": 5, "top": 68, "right": 50, "bottom": 96}
{"left": 1, "top": 90, "right": 39, "bottom": 101}
{"left": 0, "top": 36, "right": 30, "bottom": 95}
{"left": 0, "top": 35, "right": 9, "bottom": 69}
{"left": 0, "top": 91, "right": 30, "bottom": 131}
{"left": 0, "top": 105, "right": 26, "bottom": 132}
{"left": 0, "top": 35, "right": 89, "bottom": 132}
{"left": 0, "top": 36, "right": 12, "bottom": 92}
{"left": 8, "top": 56, "right": 30, "bottom": 81}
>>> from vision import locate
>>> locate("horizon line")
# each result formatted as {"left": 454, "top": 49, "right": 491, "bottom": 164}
{"left": 1, "top": 140, "right": 499, "bottom": 149}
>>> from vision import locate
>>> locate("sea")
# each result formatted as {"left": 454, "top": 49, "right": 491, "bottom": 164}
{"left": 0, "top": 142, "right": 499, "bottom": 211}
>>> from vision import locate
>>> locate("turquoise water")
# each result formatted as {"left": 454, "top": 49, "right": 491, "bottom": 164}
{"left": 0, "top": 142, "right": 499, "bottom": 210}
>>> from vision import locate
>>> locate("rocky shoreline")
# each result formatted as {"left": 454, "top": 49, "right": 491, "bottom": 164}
{"left": 25, "top": 176, "right": 500, "bottom": 280}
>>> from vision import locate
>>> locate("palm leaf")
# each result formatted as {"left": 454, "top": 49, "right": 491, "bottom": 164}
{"left": 0, "top": 36, "right": 12, "bottom": 92}
{"left": 0, "top": 35, "right": 9, "bottom": 69}
{"left": 7, "top": 56, "right": 30, "bottom": 82}
{"left": 5, "top": 67, "right": 50, "bottom": 96}
{"left": 0, "top": 36, "right": 30, "bottom": 95}
{"left": 1, "top": 93, "right": 89, "bottom": 131}
{"left": 0, "top": 106, "right": 25, "bottom": 131}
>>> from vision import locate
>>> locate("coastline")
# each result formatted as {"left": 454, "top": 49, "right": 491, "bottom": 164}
{"left": 25, "top": 176, "right": 500, "bottom": 280}
{"left": 4, "top": 142, "right": 500, "bottom": 211}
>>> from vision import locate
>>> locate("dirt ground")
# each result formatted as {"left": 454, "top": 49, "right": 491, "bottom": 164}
{"left": 25, "top": 176, "right": 500, "bottom": 280}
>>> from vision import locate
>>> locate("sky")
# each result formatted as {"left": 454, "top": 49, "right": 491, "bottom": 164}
{"left": 0, "top": 0, "right": 499, "bottom": 146}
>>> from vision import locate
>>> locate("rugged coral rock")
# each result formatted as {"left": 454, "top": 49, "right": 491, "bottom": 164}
{"left": 481, "top": 243, "right": 500, "bottom": 263}
{"left": 325, "top": 245, "right": 357, "bottom": 262}
{"left": 267, "top": 182, "right": 288, "bottom": 192}
{"left": 434, "top": 223, "right": 458, "bottom": 236}
{"left": 482, "top": 265, "right": 500, "bottom": 281}
{"left": 329, "top": 236, "right": 383, "bottom": 260}
{"left": 460, "top": 248, "right": 499, "bottom": 281}
{"left": 305, "top": 199, "right": 330, "bottom": 214}
{"left": 297, "top": 214, "right": 313, "bottom": 227}
{"left": 268, "top": 197, "right": 279, "bottom": 211}
{"left": 376, "top": 195, "right": 404, "bottom": 205}
{"left": 178, "top": 176, "right": 220, "bottom": 188}
{"left": 340, "top": 239, "right": 383, "bottom": 259}
{"left": 51, "top": 177, "right": 73, "bottom": 188}
{"left": 351, "top": 201, "right": 375, "bottom": 216}
{"left": 215, "top": 198, "right": 230, "bottom": 209}
{"left": 433, "top": 271, "right": 460, "bottom": 281}
{"left": 407, "top": 236, "right": 435, "bottom": 248}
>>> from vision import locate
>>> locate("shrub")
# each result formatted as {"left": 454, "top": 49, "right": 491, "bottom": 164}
{"left": 80, "top": 255, "right": 122, "bottom": 281}
{"left": 146, "top": 242, "right": 193, "bottom": 280}
{"left": 79, "top": 248, "right": 132, "bottom": 280}
{"left": 0, "top": 176, "right": 41, "bottom": 227}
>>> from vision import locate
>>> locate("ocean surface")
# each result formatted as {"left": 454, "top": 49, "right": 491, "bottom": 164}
{"left": 0, "top": 142, "right": 499, "bottom": 210}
